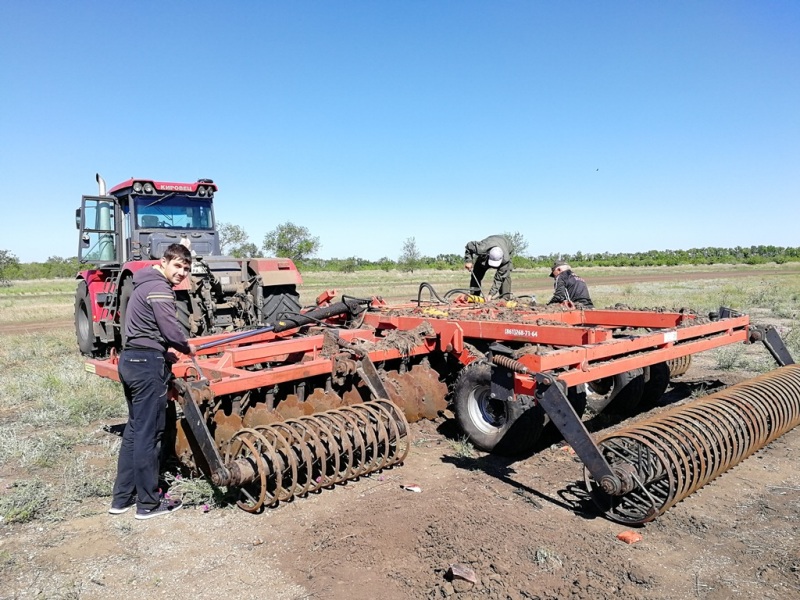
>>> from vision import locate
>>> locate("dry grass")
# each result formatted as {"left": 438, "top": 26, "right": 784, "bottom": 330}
{"left": 448, "top": 436, "right": 476, "bottom": 459}
{"left": 0, "top": 329, "right": 124, "bottom": 522}
{"left": 0, "top": 295, "right": 74, "bottom": 325}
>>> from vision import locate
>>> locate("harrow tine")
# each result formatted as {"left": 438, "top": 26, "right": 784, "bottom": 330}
{"left": 223, "top": 400, "right": 409, "bottom": 508}
{"left": 586, "top": 364, "right": 800, "bottom": 524}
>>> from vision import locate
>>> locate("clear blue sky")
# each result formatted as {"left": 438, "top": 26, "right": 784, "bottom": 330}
{"left": 1, "top": 1, "right": 798, "bottom": 263}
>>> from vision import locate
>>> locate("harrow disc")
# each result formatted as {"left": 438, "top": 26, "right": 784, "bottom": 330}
{"left": 585, "top": 364, "right": 800, "bottom": 524}
{"left": 383, "top": 364, "right": 448, "bottom": 422}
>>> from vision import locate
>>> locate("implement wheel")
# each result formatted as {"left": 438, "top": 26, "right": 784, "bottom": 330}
{"left": 641, "top": 362, "right": 670, "bottom": 407}
{"left": 588, "top": 368, "right": 645, "bottom": 415}
{"left": 453, "top": 362, "right": 545, "bottom": 456}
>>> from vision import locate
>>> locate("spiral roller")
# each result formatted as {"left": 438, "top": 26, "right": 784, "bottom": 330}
{"left": 585, "top": 364, "right": 800, "bottom": 524}
{"left": 223, "top": 399, "right": 410, "bottom": 512}
{"left": 666, "top": 354, "right": 692, "bottom": 378}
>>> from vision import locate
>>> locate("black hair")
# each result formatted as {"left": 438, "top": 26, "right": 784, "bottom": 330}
{"left": 162, "top": 243, "right": 192, "bottom": 264}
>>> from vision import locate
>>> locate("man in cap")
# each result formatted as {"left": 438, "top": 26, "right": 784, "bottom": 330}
{"left": 548, "top": 261, "right": 593, "bottom": 307}
{"left": 463, "top": 234, "right": 513, "bottom": 301}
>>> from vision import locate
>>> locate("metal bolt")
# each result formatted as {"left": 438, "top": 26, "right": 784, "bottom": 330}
{"left": 600, "top": 475, "right": 620, "bottom": 495}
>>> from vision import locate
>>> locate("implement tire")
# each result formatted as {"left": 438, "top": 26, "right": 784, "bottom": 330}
{"left": 453, "top": 362, "right": 545, "bottom": 456}
{"left": 588, "top": 368, "right": 645, "bottom": 415}
{"left": 640, "top": 362, "right": 670, "bottom": 407}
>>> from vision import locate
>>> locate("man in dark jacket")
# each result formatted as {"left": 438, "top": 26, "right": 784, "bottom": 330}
{"left": 110, "top": 243, "right": 196, "bottom": 520}
{"left": 547, "top": 261, "right": 593, "bottom": 308}
{"left": 463, "top": 234, "right": 513, "bottom": 301}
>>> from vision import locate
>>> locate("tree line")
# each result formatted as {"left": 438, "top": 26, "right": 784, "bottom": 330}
{"left": 1, "top": 223, "right": 799, "bottom": 283}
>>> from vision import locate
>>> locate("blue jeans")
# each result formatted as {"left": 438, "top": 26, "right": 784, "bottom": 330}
{"left": 112, "top": 349, "right": 171, "bottom": 511}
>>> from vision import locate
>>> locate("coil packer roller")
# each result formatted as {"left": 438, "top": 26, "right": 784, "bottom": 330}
{"left": 85, "top": 293, "right": 796, "bottom": 520}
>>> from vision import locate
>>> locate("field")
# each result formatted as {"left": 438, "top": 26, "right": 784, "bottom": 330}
{"left": 1, "top": 264, "right": 800, "bottom": 599}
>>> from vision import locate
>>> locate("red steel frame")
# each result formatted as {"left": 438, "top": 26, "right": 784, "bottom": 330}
{"left": 85, "top": 304, "right": 751, "bottom": 400}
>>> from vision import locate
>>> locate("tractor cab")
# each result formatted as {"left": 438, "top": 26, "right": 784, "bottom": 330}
{"left": 76, "top": 174, "right": 221, "bottom": 265}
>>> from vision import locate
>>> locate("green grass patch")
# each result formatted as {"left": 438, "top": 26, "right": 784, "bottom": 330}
{"left": 0, "top": 279, "right": 77, "bottom": 296}
{"left": 0, "top": 331, "right": 124, "bottom": 425}
{"left": 448, "top": 436, "right": 476, "bottom": 459}
{"left": 0, "top": 479, "right": 49, "bottom": 524}
{"left": 0, "top": 427, "right": 81, "bottom": 468}
{"left": 0, "top": 549, "right": 15, "bottom": 573}
{"left": 62, "top": 453, "right": 115, "bottom": 503}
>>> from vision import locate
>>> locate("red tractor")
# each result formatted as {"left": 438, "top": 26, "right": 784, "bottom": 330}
{"left": 74, "top": 174, "right": 302, "bottom": 357}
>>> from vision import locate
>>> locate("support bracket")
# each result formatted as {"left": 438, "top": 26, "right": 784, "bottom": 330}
{"left": 172, "top": 378, "right": 231, "bottom": 486}
{"left": 534, "top": 373, "right": 635, "bottom": 496}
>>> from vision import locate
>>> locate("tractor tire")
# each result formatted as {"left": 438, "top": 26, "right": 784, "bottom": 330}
{"left": 75, "top": 281, "right": 101, "bottom": 356}
{"left": 453, "top": 362, "right": 545, "bottom": 456}
{"left": 118, "top": 277, "right": 133, "bottom": 348}
{"left": 640, "top": 362, "right": 671, "bottom": 407}
{"left": 174, "top": 290, "right": 192, "bottom": 337}
{"left": 261, "top": 286, "right": 302, "bottom": 324}
{"left": 587, "top": 368, "right": 645, "bottom": 415}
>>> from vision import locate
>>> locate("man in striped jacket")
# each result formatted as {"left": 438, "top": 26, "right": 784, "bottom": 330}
{"left": 110, "top": 243, "right": 196, "bottom": 520}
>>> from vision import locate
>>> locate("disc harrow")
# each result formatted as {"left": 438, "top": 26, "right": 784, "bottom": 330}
{"left": 87, "top": 291, "right": 796, "bottom": 520}
{"left": 585, "top": 364, "right": 800, "bottom": 524}
{"left": 224, "top": 399, "right": 409, "bottom": 512}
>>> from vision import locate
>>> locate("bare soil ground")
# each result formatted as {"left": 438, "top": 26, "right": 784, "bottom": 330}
{"left": 3, "top": 356, "right": 799, "bottom": 600}
{"left": 2, "top": 269, "right": 800, "bottom": 599}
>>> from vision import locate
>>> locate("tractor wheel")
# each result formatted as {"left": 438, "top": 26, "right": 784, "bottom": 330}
{"left": 453, "top": 362, "right": 545, "bottom": 456}
{"left": 640, "top": 362, "right": 671, "bottom": 407}
{"left": 174, "top": 290, "right": 193, "bottom": 337}
{"left": 118, "top": 277, "right": 134, "bottom": 348}
{"left": 75, "top": 281, "right": 101, "bottom": 356}
{"left": 261, "top": 286, "right": 301, "bottom": 324}
{"left": 587, "top": 368, "right": 645, "bottom": 415}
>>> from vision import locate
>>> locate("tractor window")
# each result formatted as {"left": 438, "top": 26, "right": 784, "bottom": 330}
{"left": 133, "top": 195, "right": 214, "bottom": 230}
{"left": 79, "top": 197, "right": 120, "bottom": 264}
